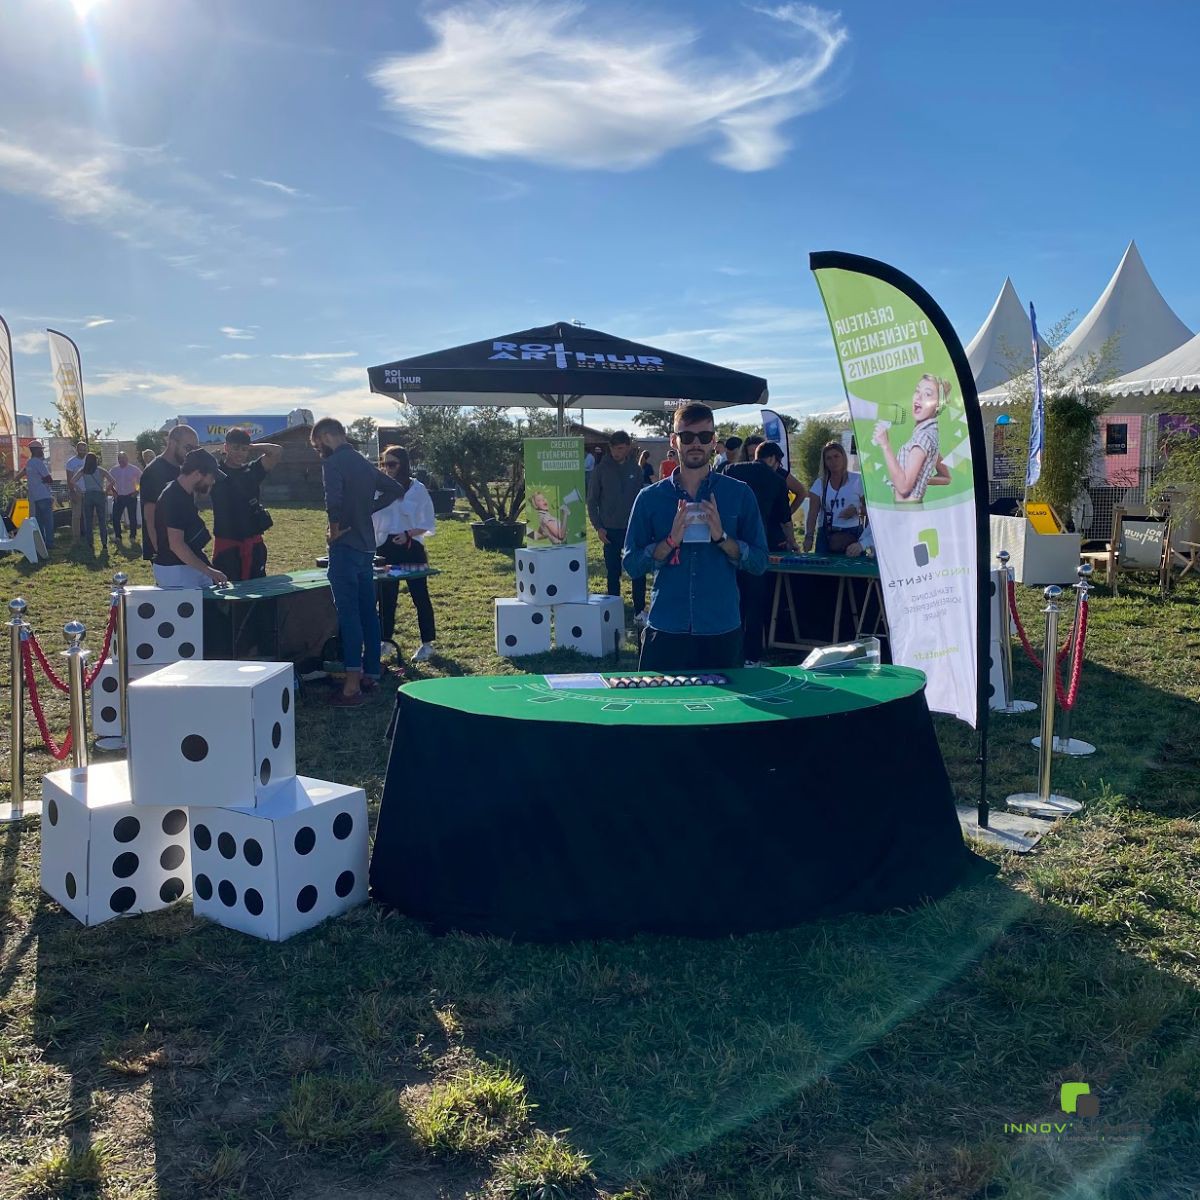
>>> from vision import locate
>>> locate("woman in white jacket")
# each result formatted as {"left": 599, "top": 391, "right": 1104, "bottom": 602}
{"left": 374, "top": 446, "right": 438, "bottom": 662}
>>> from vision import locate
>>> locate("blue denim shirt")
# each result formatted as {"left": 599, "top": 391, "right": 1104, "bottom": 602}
{"left": 623, "top": 471, "right": 767, "bottom": 635}
{"left": 321, "top": 443, "right": 405, "bottom": 555}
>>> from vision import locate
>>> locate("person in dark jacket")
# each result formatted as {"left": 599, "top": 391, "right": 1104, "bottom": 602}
{"left": 587, "top": 430, "right": 649, "bottom": 626}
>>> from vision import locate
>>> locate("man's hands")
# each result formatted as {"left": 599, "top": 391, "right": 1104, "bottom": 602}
{"left": 327, "top": 522, "right": 348, "bottom": 544}
{"left": 669, "top": 501, "right": 690, "bottom": 546}
{"left": 596, "top": 528, "right": 609, "bottom": 544}
{"left": 207, "top": 567, "right": 229, "bottom": 587}
{"left": 700, "top": 497, "right": 723, "bottom": 540}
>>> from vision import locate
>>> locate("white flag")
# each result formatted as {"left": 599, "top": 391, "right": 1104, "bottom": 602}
{"left": 48, "top": 328, "right": 87, "bottom": 441}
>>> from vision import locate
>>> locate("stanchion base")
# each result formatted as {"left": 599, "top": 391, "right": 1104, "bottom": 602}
{"left": 956, "top": 804, "right": 1051, "bottom": 853}
{"left": 993, "top": 699, "right": 1037, "bottom": 715}
{"left": 93, "top": 736, "right": 127, "bottom": 753}
{"left": 1031, "top": 736, "right": 1096, "bottom": 756}
{"left": 0, "top": 799, "right": 43, "bottom": 823}
{"left": 1006, "top": 792, "right": 1083, "bottom": 818}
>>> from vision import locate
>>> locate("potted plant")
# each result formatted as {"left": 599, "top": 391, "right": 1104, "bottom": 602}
{"left": 403, "top": 406, "right": 526, "bottom": 548}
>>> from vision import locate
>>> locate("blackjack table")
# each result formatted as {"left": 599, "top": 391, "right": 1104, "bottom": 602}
{"left": 767, "top": 553, "right": 889, "bottom": 653}
{"left": 370, "top": 664, "right": 981, "bottom": 940}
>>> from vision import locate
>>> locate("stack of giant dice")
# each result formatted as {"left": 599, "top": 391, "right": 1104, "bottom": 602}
{"left": 493, "top": 543, "right": 623, "bottom": 658}
{"left": 42, "top": 588, "right": 369, "bottom": 941}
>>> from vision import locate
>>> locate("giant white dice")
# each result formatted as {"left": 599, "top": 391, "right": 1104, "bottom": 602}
{"left": 90, "top": 657, "right": 156, "bottom": 740}
{"left": 125, "top": 586, "right": 204, "bottom": 665}
{"left": 40, "top": 761, "right": 192, "bottom": 927}
{"left": 553, "top": 594, "right": 624, "bottom": 657}
{"left": 188, "top": 776, "right": 368, "bottom": 941}
{"left": 494, "top": 598, "right": 550, "bottom": 657}
{"left": 514, "top": 545, "right": 587, "bottom": 606}
{"left": 127, "top": 660, "right": 295, "bottom": 808}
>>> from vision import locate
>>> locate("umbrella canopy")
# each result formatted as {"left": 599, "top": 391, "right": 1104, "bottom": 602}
{"left": 368, "top": 322, "right": 767, "bottom": 427}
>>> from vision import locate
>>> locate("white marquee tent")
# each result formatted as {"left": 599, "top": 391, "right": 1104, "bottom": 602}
{"left": 1107, "top": 330, "right": 1200, "bottom": 398}
{"left": 964, "top": 277, "right": 1050, "bottom": 395}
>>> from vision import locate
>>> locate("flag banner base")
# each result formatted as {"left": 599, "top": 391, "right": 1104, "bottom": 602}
{"left": 1005, "top": 792, "right": 1083, "bottom": 818}
{"left": 0, "top": 799, "right": 43, "bottom": 824}
{"left": 1031, "top": 735, "right": 1096, "bottom": 757}
{"left": 93, "top": 735, "right": 127, "bottom": 753}
{"left": 956, "top": 804, "right": 1049, "bottom": 853}
{"left": 995, "top": 699, "right": 1037, "bottom": 715}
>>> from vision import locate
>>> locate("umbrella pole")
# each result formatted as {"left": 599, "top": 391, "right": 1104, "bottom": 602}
{"left": 557, "top": 394, "right": 566, "bottom": 435}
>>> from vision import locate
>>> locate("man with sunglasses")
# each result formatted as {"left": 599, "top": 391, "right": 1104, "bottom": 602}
{"left": 623, "top": 402, "right": 767, "bottom": 671}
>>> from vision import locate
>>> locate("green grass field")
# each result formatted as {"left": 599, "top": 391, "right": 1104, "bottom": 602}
{"left": 2, "top": 505, "right": 1199, "bottom": 1200}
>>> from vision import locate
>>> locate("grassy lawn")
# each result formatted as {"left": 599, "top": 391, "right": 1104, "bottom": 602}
{"left": 2, "top": 504, "right": 1199, "bottom": 1199}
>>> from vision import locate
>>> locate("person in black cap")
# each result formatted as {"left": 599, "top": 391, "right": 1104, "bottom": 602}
{"left": 152, "top": 449, "right": 228, "bottom": 589}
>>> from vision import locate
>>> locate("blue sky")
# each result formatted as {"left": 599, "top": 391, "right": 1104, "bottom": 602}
{"left": 2, "top": 0, "right": 1199, "bottom": 436}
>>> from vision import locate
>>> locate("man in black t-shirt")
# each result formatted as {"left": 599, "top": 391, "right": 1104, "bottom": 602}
{"left": 725, "top": 440, "right": 796, "bottom": 666}
{"left": 140, "top": 424, "right": 199, "bottom": 562}
{"left": 211, "top": 427, "right": 282, "bottom": 581}
{"left": 152, "top": 449, "right": 228, "bottom": 590}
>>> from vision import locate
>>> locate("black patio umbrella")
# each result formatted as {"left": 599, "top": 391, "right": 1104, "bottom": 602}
{"left": 368, "top": 321, "right": 768, "bottom": 432}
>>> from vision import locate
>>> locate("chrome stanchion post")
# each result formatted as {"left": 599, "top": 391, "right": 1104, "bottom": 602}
{"left": 1, "top": 598, "right": 38, "bottom": 822}
{"left": 95, "top": 572, "right": 130, "bottom": 752}
{"left": 1008, "top": 587, "right": 1081, "bottom": 817}
{"left": 1034, "top": 563, "right": 1096, "bottom": 757}
{"left": 994, "top": 550, "right": 1036, "bottom": 714}
{"left": 63, "top": 620, "right": 89, "bottom": 771}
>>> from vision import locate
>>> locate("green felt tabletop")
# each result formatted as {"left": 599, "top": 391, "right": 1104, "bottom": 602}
{"left": 205, "top": 567, "right": 439, "bottom": 603}
{"left": 766, "top": 554, "right": 880, "bottom": 578}
{"left": 399, "top": 665, "right": 924, "bottom": 726}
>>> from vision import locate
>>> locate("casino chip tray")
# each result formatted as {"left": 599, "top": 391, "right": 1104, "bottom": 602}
{"left": 605, "top": 674, "right": 728, "bottom": 689}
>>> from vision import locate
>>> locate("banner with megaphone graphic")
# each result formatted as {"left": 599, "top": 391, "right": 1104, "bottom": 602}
{"left": 811, "top": 252, "right": 989, "bottom": 729}
{"left": 523, "top": 437, "right": 586, "bottom": 546}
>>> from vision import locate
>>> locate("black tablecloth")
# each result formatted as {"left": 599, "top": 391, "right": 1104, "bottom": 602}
{"left": 370, "top": 668, "right": 983, "bottom": 940}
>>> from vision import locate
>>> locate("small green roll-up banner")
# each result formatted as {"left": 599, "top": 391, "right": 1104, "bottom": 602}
{"left": 523, "top": 437, "right": 587, "bottom": 546}
{"left": 810, "top": 252, "right": 990, "bottom": 735}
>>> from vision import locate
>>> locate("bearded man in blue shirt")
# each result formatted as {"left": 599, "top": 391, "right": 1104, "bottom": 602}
{"left": 623, "top": 402, "right": 767, "bottom": 671}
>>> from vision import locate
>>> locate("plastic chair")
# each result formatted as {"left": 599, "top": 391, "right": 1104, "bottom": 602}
{"left": 0, "top": 517, "right": 48, "bottom": 564}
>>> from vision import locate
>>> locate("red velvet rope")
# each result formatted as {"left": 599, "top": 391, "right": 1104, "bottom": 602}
{"left": 1059, "top": 598, "right": 1087, "bottom": 712}
{"left": 1007, "top": 579, "right": 1074, "bottom": 671}
{"left": 21, "top": 640, "right": 72, "bottom": 761}
{"left": 1005, "top": 580, "right": 1089, "bottom": 712}
{"left": 26, "top": 604, "right": 118, "bottom": 693}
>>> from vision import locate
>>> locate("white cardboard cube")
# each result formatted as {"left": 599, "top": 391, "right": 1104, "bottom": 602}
{"left": 90, "top": 657, "right": 156, "bottom": 739}
{"left": 553, "top": 593, "right": 625, "bottom": 657}
{"left": 125, "top": 586, "right": 205, "bottom": 665}
{"left": 188, "top": 776, "right": 368, "bottom": 941}
{"left": 494, "top": 598, "right": 551, "bottom": 656}
{"left": 127, "top": 660, "right": 295, "bottom": 809}
{"left": 514, "top": 544, "right": 588, "bottom": 606}
{"left": 40, "top": 761, "right": 192, "bottom": 926}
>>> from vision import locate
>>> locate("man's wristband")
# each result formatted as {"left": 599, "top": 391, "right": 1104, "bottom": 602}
{"left": 712, "top": 531, "right": 728, "bottom": 545}
{"left": 664, "top": 535, "right": 678, "bottom": 550}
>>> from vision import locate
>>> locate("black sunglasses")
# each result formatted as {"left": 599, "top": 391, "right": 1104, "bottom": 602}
{"left": 676, "top": 430, "right": 716, "bottom": 445}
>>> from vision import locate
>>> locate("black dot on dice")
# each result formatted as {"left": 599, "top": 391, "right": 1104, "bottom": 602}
{"left": 517, "top": 558, "right": 525, "bottom": 572}
{"left": 259, "top": 759, "right": 272, "bottom": 787}
{"left": 529, "top": 584, "right": 537, "bottom": 597}
{"left": 244, "top": 838, "right": 263, "bottom": 866}
{"left": 294, "top": 826, "right": 316, "bottom": 855}
{"left": 281, "top": 688, "right": 290, "bottom": 714}
{"left": 48, "top": 799, "right": 59, "bottom": 826}
{"left": 218, "top": 832, "right": 236, "bottom": 859}
{"left": 218, "top": 880, "right": 237, "bottom": 907}
{"left": 179, "top": 642, "right": 196, "bottom": 659}
{"left": 100, "top": 706, "right": 118, "bottom": 724}
{"left": 518, "top": 580, "right": 526, "bottom": 594}
{"left": 603, "top": 611, "right": 611, "bottom": 622}
{"left": 528, "top": 561, "right": 536, "bottom": 575}
{"left": 162, "top": 809, "right": 187, "bottom": 835}
{"left": 335, "top": 870, "right": 355, "bottom": 898}
{"left": 109, "top": 887, "right": 136, "bottom": 913}
{"left": 113, "top": 815, "right": 140, "bottom": 843}
{"left": 271, "top": 722, "right": 282, "bottom": 749}
{"left": 296, "top": 885, "right": 318, "bottom": 913}
{"left": 157, "top": 621, "right": 175, "bottom": 638}
{"left": 102, "top": 676, "right": 118, "bottom": 694}
{"left": 181, "top": 734, "right": 209, "bottom": 762}
{"left": 195, "top": 873, "right": 213, "bottom": 900}
{"left": 160, "top": 877, "right": 185, "bottom": 903}
{"left": 65, "top": 872, "right": 77, "bottom": 899}
{"left": 112, "top": 851, "right": 139, "bottom": 878}
{"left": 245, "top": 888, "right": 264, "bottom": 916}
{"left": 194, "top": 824, "right": 212, "bottom": 851}
{"left": 161, "top": 844, "right": 185, "bottom": 871}
{"left": 571, "top": 626, "right": 583, "bottom": 638}
{"left": 177, "top": 601, "right": 194, "bottom": 618}
{"left": 333, "top": 811, "right": 353, "bottom": 840}
{"left": 136, "top": 643, "right": 154, "bottom": 661}
{"left": 137, "top": 602, "right": 155, "bottom": 619}
{"left": 504, "top": 634, "right": 517, "bottom": 647}
{"left": 532, "top": 611, "right": 544, "bottom": 625}
{"left": 569, "top": 558, "right": 581, "bottom": 572}
{"left": 547, "top": 584, "right": 558, "bottom": 597}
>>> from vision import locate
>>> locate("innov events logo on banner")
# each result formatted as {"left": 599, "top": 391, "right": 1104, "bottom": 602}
{"left": 1002, "top": 1082, "right": 1150, "bottom": 1140}
{"left": 912, "top": 528, "right": 939, "bottom": 567}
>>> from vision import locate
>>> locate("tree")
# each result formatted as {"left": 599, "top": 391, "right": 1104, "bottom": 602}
{"left": 792, "top": 418, "right": 839, "bottom": 485}
{"left": 632, "top": 410, "right": 674, "bottom": 436}
{"left": 40, "top": 402, "right": 116, "bottom": 443}
{"left": 347, "top": 416, "right": 377, "bottom": 448}
{"left": 136, "top": 428, "right": 165, "bottom": 457}
{"left": 404, "top": 405, "right": 525, "bottom": 523}
{"left": 1154, "top": 397, "right": 1200, "bottom": 524}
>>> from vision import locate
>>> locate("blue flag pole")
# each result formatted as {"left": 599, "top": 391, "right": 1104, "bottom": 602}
{"left": 1025, "top": 303, "right": 1044, "bottom": 506}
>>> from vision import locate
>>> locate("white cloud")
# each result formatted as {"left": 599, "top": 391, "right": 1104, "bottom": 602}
{"left": 219, "top": 352, "right": 255, "bottom": 360}
{"left": 369, "top": 2, "right": 847, "bottom": 171}
{"left": 84, "top": 316, "right": 114, "bottom": 328}
{"left": 221, "top": 326, "right": 257, "bottom": 340}
{"left": 271, "top": 351, "right": 358, "bottom": 361}
{"left": 323, "top": 365, "right": 367, "bottom": 383}
{"left": 10, "top": 330, "right": 47, "bottom": 355}
{"left": 251, "top": 177, "right": 305, "bottom": 198}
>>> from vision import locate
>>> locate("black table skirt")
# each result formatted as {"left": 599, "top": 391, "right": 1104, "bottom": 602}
{"left": 371, "top": 688, "right": 982, "bottom": 941}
